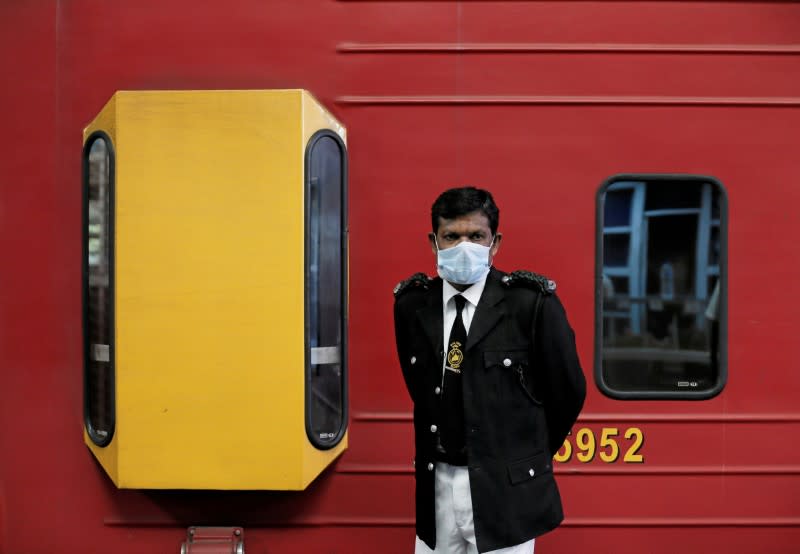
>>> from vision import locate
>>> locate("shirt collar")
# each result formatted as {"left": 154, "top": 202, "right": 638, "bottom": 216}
{"left": 442, "top": 272, "right": 489, "bottom": 308}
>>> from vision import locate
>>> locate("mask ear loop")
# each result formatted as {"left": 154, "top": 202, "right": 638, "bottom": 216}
{"left": 486, "top": 235, "right": 496, "bottom": 271}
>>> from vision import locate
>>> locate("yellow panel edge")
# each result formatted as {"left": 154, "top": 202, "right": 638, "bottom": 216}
{"left": 83, "top": 93, "right": 117, "bottom": 144}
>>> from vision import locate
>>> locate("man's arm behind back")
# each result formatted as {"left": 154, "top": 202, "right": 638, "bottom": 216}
{"left": 535, "top": 293, "right": 587, "bottom": 456}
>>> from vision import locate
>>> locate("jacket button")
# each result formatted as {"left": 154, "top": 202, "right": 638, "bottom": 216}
{"left": 427, "top": 463, "right": 434, "bottom": 471}
{"left": 434, "top": 386, "right": 441, "bottom": 395}
{"left": 503, "top": 358, "right": 512, "bottom": 367}
{"left": 410, "top": 356, "right": 417, "bottom": 365}
{"left": 528, "top": 468, "right": 535, "bottom": 477}
{"left": 412, "top": 458, "right": 416, "bottom": 467}
{"left": 430, "top": 424, "right": 438, "bottom": 433}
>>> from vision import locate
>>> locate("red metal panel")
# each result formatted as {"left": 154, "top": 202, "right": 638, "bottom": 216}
{"left": 0, "top": 2, "right": 60, "bottom": 553}
{"left": 457, "top": 2, "right": 800, "bottom": 45}
{"left": 542, "top": 527, "right": 800, "bottom": 554}
{"left": 1, "top": 1, "right": 799, "bottom": 552}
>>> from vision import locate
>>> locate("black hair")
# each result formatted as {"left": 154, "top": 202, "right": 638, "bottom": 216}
{"left": 431, "top": 186, "right": 500, "bottom": 235}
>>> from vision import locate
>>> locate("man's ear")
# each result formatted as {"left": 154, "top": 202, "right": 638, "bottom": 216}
{"left": 429, "top": 233, "right": 438, "bottom": 256}
{"left": 490, "top": 233, "right": 502, "bottom": 257}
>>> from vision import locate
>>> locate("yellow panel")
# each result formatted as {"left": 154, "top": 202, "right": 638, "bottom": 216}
{"left": 82, "top": 90, "right": 347, "bottom": 490}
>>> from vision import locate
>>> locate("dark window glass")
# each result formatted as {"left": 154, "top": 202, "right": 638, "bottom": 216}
{"left": 609, "top": 276, "right": 629, "bottom": 295}
{"left": 644, "top": 181, "right": 701, "bottom": 211}
{"left": 597, "top": 176, "right": 726, "bottom": 399}
{"left": 604, "top": 189, "right": 633, "bottom": 227}
{"left": 305, "top": 131, "right": 348, "bottom": 449}
{"left": 83, "top": 134, "right": 115, "bottom": 444}
{"left": 711, "top": 191, "right": 721, "bottom": 220}
{"left": 603, "top": 234, "right": 630, "bottom": 266}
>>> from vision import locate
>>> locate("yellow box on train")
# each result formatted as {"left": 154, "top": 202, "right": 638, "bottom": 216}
{"left": 82, "top": 90, "right": 348, "bottom": 490}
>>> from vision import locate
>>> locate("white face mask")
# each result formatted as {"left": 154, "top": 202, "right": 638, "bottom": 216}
{"left": 436, "top": 239, "right": 492, "bottom": 285}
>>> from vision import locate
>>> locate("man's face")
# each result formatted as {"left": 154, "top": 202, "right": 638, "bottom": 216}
{"left": 429, "top": 210, "right": 502, "bottom": 260}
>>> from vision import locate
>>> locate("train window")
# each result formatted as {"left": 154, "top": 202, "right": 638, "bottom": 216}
{"left": 596, "top": 175, "right": 727, "bottom": 399}
{"left": 83, "top": 133, "right": 115, "bottom": 445}
{"left": 305, "top": 130, "right": 348, "bottom": 449}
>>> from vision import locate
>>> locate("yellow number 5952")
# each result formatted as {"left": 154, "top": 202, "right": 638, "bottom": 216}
{"left": 553, "top": 427, "right": 644, "bottom": 464}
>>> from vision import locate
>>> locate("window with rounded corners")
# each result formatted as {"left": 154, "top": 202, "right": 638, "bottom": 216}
{"left": 595, "top": 174, "right": 727, "bottom": 399}
{"left": 305, "top": 130, "right": 348, "bottom": 449}
{"left": 83, "top": 132, "right": 116, "bottom": 445}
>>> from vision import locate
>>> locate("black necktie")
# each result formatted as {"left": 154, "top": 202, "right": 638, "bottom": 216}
{"left": 441, "top": 294, "right": 467, "bottom": 459}
{"left": 447, "top": 295, "right": 467, "bottom": 371}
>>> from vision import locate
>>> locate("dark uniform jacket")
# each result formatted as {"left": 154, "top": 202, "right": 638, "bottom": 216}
{"left": 393, "top": 267, "right": 586, "bottom": 553}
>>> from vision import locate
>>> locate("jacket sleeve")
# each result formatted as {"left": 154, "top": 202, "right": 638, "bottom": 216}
{"left": 534, "top": 293, "right": 586, "bottom": 456}
{"left": 394, "top": 299, "right": 417, "bottom": 403}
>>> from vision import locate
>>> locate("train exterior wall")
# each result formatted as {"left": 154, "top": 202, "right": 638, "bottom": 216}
{"left": 1, "top": 1, "right": 799, "bottom": 552}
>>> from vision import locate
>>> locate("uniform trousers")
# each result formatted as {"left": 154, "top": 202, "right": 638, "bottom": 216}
{"left": 414, "top": 462, "right": 536, "bottom": 554}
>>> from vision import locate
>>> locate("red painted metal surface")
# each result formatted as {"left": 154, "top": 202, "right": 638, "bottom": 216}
{"left": 2, "top": 1, "right": 800, "bottom": 552}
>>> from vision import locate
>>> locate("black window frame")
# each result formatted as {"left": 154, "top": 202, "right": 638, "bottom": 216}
{"left": 595, "top": 173, "right": 728, "bottom": 400}
{"left": 304, "top": 129, "right": 349, "bottom": 449}
{"left": 82, "top": 130, "right": 116, "bottom": 445}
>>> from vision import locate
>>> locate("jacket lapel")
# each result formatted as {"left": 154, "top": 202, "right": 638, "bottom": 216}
{"left": 416, "top": 278, "right": 444, "bottom": 356}
{"left": 466, "top": 269, "right": 506, "bottom": 351}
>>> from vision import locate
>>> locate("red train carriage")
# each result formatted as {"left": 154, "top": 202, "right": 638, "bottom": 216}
{"left": 2, "top": 1, "right": 799, "bottom": 552}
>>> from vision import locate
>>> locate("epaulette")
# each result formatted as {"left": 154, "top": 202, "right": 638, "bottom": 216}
{"left": 393, "top": 272, "right": 432, "bottom": 297}
{"left": 501, "top": 270, "right": 556, "bottom": 294}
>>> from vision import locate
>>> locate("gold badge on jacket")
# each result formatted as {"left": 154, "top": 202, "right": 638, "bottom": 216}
{"left": 446, "top": 341, "right": 464, "bottom": 372}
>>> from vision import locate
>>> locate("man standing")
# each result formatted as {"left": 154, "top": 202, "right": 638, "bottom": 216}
{"left": 393, "top": 187, "right": 586, "bottom": 554}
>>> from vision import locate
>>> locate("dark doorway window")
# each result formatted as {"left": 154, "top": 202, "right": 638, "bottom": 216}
{"left": 83, "top": 133, "right": 115, "bottom": 444}
{"left": 305, "top": 131, "right": 348, "bottom": 448}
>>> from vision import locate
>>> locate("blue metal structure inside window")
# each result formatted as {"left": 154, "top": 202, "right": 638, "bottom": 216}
{"left": 596, "top": 175, "right": 727, "bottom": 399}
{"left": 83, "top": 133, "right": 115, "bottom": 445}
{"left": 305, "top": 130, "right": 348, "bottom": 449}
